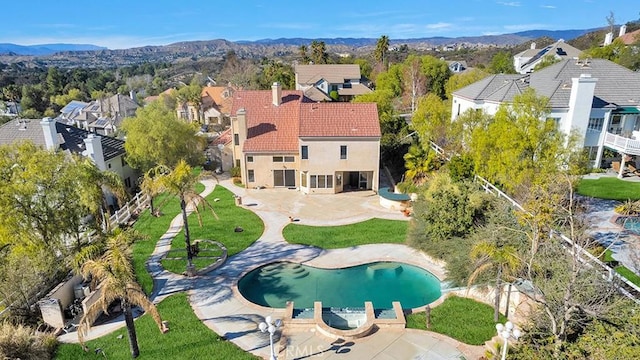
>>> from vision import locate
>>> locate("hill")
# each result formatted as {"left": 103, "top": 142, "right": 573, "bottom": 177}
{"left": 0, "top": 43, "right": 107, "bottom": 56}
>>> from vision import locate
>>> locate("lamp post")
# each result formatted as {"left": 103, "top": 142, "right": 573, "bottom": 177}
{"left": 259, "top": 315, "right": 282, "bottom": 360}
{"left": 496, "top": 321, "right": 521, "bottom": 360}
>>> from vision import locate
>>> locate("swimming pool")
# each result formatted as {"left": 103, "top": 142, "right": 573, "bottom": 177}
{"left": 616, "top": 216, "right": 640, "bottom": 235}
{"left": 237, "top": 261, "right": 441, "bottom": 309}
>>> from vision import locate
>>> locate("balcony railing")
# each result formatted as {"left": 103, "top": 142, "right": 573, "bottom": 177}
{"left": 604, "top": 132, "right": 640, "bottom": 156}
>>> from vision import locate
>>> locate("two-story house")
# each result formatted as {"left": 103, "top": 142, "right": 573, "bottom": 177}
{"left": 176, "top": 86, "right": 235, "bottom": 125}
{"left": 294, "top": 64, "right": 372, "bottom": 102}
{"left": 230, "top": 83, "right": 380, "bottom": 194}
{"left": 451, "top": 58, "right": 640, "bottom": 174}
{"left": 513, "top": 40, "right": 582, "bottom": 74}
{"left": 58, "top": 94, "right": 139, "bottom": 136}
{"left": 0, "top": 117, "right": 139, "bottom": 195}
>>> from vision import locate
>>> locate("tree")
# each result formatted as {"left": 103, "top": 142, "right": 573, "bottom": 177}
{"left": 468, "top": 236, "right": 521, "bottom": 322}
{"left": 403, "top": 143, "right": 438, "bottom": 184}
{"left": 20, "top": 84, "right": 48, "bottom": 115}
{"left": 298, "top": 45, "right": 310, "bottom": 64}
{"left": 50, "top": 88, "right": 84, "bottom": 108}
{"left": 489, "top": 51, "right": 516, "bottom": 74}
{"left": 176, "top": 83, "right": 202, "bottom": 122}
{"left": 445, "top": 68, "right": 489, "bottom": 100}
{"left": 139, "top": 167, "right": 165, "bottom": 217}
{"left": 402, "top": 55, "right": 425, "bottom": 113}
{"left": 121, "top": 100, "right": 205, "bottom": 172}
{"left": 420, "top": 56, "right": 451, "bottom": 99}
{"left": 258, "top": 61, "right": 295, "bottom": 89}
{"left": 412, "top": 93, "right": 452, "bottom": 149}
{"left": 310, "top": 41, "right": 328, "bottom": 64}
{"left": 374, "top": 35, "right": 390, "bottom": 66}
{"left": 77, "top": 229, "right": 163, "bottom": 358}
{"left": 155, "top": 160, "right": 217, "bottom": 274}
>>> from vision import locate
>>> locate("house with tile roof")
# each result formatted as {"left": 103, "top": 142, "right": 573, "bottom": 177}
{"left": 230, "top": 83, "right": 380, "bottom": 194}
{"left": 58, "top": 94, "right": 139, "bottom": 136}
{"left": 452, "top": 58, "right": 640, "bottom": 173}
{"left": 176, "top": 86, "right": 235, "bottom": 126}
{"left": 513, "top": 40, "right": 583, "bottom": 74}
{"left": 0, "top": 117, "right": 138, "bottom": 193}
{"left": 294, "top": 64, "right": 372, "bottom": 102}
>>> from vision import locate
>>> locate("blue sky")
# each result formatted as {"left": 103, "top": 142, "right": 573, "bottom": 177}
{"left": 1, "top": 0, "right": 638, "bottom": 49}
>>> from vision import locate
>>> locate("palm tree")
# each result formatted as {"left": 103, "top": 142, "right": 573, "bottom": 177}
{"left": 76, "top": 229, "right": 162, "bottom": 358}
{"left": 468, "top": 239, "right": 521, "bottom": 322}
{"left": 139, "top": 167, "right": 165, "bottom": 217}
{"left": 155, "top": 160, "right": 217, "bottom": 275}
{"left": 403, "top": 144, "right": 432, "bottom": 184}
{"left": 75, "top": 156, "right": 128, "bottom": 233}
{"left": 375, "top": 35, "right": 390, "bottom": 66}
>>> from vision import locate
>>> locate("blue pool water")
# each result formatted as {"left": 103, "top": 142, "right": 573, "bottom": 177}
{"left": 237, "top": 261, "right": 441, "bottom": 309}
{"left": 616, "top": 216, "right": 640, "bottom": 235}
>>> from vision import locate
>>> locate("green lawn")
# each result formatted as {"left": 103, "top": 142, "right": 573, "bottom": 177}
{"left": 577, "top": 177, "right": 640, "bottom": 201}
{"left": 132, "top": 184, "right": 205, "bottom": 294}
{"left": 162, "top": 186, "right": 264, "bottom": 275}
{"left": 406, "top": 295, "right": 506, "bottom": 345}
{"left": 282, "top": 218, "right": 408, "bottom": 249}
{"left": 54, "top": 293, "right": 259, "bottom": 360}
{"left": 603, "top": 250, "right": 640, "bottom": 287}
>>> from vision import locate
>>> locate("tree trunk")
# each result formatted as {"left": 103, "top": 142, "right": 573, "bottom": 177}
{"left": 123, "top": 300, "right": 140, "bottom": 358}
{"left": 149, "top": 196, "right": 155, "bottom": 216}
{"left": 504, "top": 283, "right": 512, "bottom": 320}
{"left": 494, "top": 266, "right": 503, "bottom": 322}
{"left": 181, "top": 198, "right": 193, "bottom": 267}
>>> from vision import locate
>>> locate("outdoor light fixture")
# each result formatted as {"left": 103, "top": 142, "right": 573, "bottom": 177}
{"left": 258, "top": 315, "right": 282, "bottom": 360}
{"left": 496, "top": 321, "right": 521, "bottom": 360}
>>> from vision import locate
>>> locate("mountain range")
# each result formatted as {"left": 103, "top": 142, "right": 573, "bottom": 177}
{"left": 0, "top": 43, "right": 107, "bottom": 56}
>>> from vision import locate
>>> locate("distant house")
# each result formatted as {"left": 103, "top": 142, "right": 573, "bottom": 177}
{"left": 0, "top": 101, "right": 21, "bottom": 117}
{"left": 0, "top": 117, "right": 138, "bottom": 194}
{"left": 208, "top": 128, "right": 233, "bottom": 172}
{"left": 176, "top": 86, "right": 234, "bottom": 125}
{"left": 294, "top": 64, "right": 372, "bottom": 102}
{"left": 59, "top": 94, "right": 139, "bottom": 136}
{"left": 618, "top": 27, "right": 640, "bottom": 45}
{"left": 447, "top": 61, "right": 468, "bottom": 73}
{"left": 230, "top": 83, "right": 380, "bottom": 194}
{"left": 451, "top": 58, "right": 640, "bottom": 171}
{"left": 513, "top": 40, "right": 582, "bottom": 74}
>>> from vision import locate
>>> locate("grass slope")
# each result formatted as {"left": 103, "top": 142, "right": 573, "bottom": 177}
{"left": 406, "top": 295, "right": 506, "bottom": 345}
{"left": 54, "top": 293, "right": 258, "bottom": 359}
{"left": 282, "top": 218, "right": 408, "bottom": 249}
{"left": 162, "top": 186, "right": 263, "bottom": 274}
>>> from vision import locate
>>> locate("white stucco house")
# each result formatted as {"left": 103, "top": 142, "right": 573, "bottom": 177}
{"left": 451, "top": 58, "right": 640, "bottom": 174}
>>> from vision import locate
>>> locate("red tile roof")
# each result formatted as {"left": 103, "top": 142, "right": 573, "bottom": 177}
{"left": 299, "top": 102, "right": 380, "bottom": 138}
{"left": 231, "top": 90, "right": 380, "bottom": 153}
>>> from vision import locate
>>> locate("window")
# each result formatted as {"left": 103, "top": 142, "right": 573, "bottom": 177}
{"left": 234, "top": 133, "right": 239, "bottom": 145}
{"left": 108, "top": 163, "right": 112, "bottom": 169}
{"left": 340, "top": 145, "right": 347, "bottom": 159}
{"left": 124, "top": 177, "right": 131, "bottom": 188}
{"left": 273, "top": 169, "right": 295, "bottom": 187}
{"left": 235, "top": 159, "right": 240, "bottom": 167}
{"left": 301, "top": 171, "right": 307, "bottom": 187}
{"left": 121, "top": 157, "right": 126, "bottom": 167}
{"left": 301, "top": 145, "right": 308, "bottom": 159}
{"left": 273, "top": 156, "right": 295, "bottom": 163}
{"left": 588, "top": 118, "right": 604, "bottom": 131}
{"left": 309, "top": 175, "right": 333, "bottom": 189}
{"left": 247, "top": 156, "right": 254, "bottom": 163}
{"left": 248, "top": 170, "right": 255, "bottom": 182}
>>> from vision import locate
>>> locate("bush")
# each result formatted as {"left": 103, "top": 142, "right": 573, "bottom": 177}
{"left": 447, "top": 154, "right": 475, "bottom": 182}
{"left": 615, "top": 200, "right": 640, "bottom": 215}
{"left": 0, "top": 322, "right": 57, "bottom": 360}
{"left": 230, "top": 166, "right": 241, "bottom": 178}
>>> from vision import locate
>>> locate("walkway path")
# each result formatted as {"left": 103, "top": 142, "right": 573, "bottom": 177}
{"left": 60, "top": 177, "right": 484, "bottom": 359}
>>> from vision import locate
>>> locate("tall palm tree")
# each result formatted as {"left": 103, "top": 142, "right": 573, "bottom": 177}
{"left": 375, "top": 35, "right": 390, "bottom": 66}
{"left": 155, "top": 160, "right": 217, "bottom": 274}
{"left": 468, "top": 239, "right": 521, "bottom": 322}
{"left": 76, "top": 229, "right": 162, "bottom": 358}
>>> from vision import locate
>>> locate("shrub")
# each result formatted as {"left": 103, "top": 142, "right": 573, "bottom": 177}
{"left": 614, "top": 200, "right": 640, "bottom": 215}
{"left": 447, "top": 154, "right": 475, "bottom": 182}
{"left": 0, "top": 322, "right": 57, "bottom": 360}
{"left": 230, "top": 166, "right": 241, "bottom": 178}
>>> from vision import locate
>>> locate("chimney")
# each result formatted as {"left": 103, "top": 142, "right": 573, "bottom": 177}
{"left": 40, "top": 117, "right": 58, "bottom": 151}
{"left": 272, "top": 82, "right": 282, "bottom": 106}
{"left": 530, "top": 42, "right": 536, "bottom": 50}
{"left": 129, "top": 90, "right": 136, "bottom": 101}
{"left": 84, "top": 134, "right": 107, "bottom": 171}
{"left": 565, "top": 74, "right": 598, "bottom": 137}
{"left": 604, "top": 32, "right": 613, "bottom": 46}
{"left": 619, "top": 25, "right": 627, "bottom": 37}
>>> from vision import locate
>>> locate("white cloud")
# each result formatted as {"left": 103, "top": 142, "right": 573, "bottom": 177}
{"left": 497, "top": 1, "right": 521, "bottom": 6}
{"left": 541, "top": 5, "right": 557, "bottom": 9}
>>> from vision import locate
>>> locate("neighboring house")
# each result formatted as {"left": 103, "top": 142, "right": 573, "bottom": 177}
{"left": 143, "top": 88, "right": 175, "bottom": 106}
{"left": 0, "top": 101, "right": 21, "bottom": 117}
{"left": 294, "top": 64, "right": 372, "bottom": 102}
{"left": 230, "top": 83, "right": 380, "bottom": 194}
{"left": 58, "top": 94, "right": 139, "bottom": 136}
{"left": 448, "top": 61, "right": 468, "bottom": 73}
{"left": 177, "top": 86, "right": 234, "bottom": 125}
{"left": 619, "top": 28, "right": 640, "bottom": 45}
{"left": 513, "top": 40, "right": 582, "bottom": 74}
{"left": 207, "top": 128, "right": 233, "bottom": 172}
{"left": 0, "top": 117, "right": 138, "bottom": 194}
{"left": 451, "top": 58, "right": 640, "bottom": 172}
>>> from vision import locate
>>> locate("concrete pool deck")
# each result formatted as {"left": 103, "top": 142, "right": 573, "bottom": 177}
{"left": 60, "top": 177, "right": 485, "bottom": 359}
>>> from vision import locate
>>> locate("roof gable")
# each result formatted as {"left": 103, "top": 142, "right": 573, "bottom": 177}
{"left": 295, "top": 64, "right": 362, "bottom": 84}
